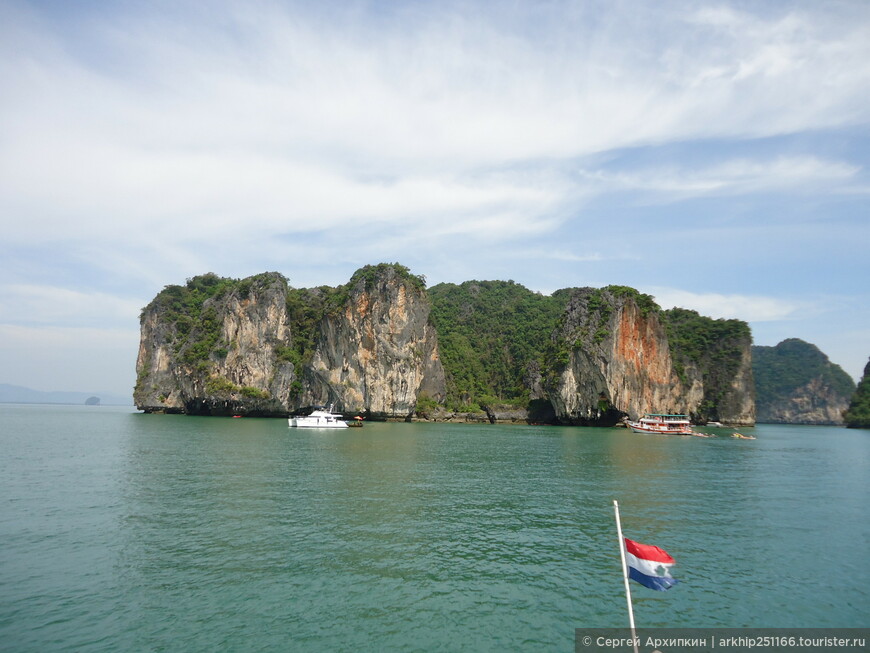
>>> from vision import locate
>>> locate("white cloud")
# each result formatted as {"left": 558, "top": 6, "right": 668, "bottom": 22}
{"left": 0, "top": 284, "right": 143, "bottom": 327}
{"left": 510, "top": 248, "right": 636, "bottom": 264}
{"left": 1, "top": 0, "right": 868, "bottom": 253}
{"left": 582, "top": 156, "right": 860, "bottom": 199}
{"left": 648, "top": 287, "right": 802, "bottom": 322}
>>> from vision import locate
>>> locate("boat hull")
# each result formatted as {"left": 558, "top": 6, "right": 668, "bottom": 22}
{"left": 288, "top": 407, "right": 348, "bottom": 429}
{"left": 289, "top": 420, "right": 348, "bottom": 429}
{"left": 628, "top": 423, "right": 694, "bottom": 435}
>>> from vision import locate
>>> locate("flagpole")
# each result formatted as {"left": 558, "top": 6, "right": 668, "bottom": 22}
{"left": 613, "top": 500, "right": 639, "bottom": 653}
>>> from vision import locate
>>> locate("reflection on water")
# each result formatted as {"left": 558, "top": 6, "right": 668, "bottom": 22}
{"left": 1, "top": 406, "right": 868, "bottom": 651}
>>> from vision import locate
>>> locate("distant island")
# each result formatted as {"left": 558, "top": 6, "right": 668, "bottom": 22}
{"left": 752, "top": 339, "right": 855, "bottom": 425}
{"left": 0, "top": 384, "right": 132, "bottom": 406}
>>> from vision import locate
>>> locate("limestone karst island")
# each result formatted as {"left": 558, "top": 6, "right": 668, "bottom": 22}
{"left": 134, "top": 263, "right": 860, "bottom": 427}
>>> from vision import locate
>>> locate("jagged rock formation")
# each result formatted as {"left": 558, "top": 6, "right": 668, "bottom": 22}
{"left": 134, "top": 265, "right": 445, "bottom": 417}
{"left": 135, "top": 272, "right": 297, "bottom": 416}
{"left": 544, "top": 288, "right": 754, "bottom": 426}
{"left": 424, "top": 281, "right": 754, "bottom": 426}
{"left": 753, "top": 339, "right": 855, "bottom": 425}
{"left": 301, "top": 266, "right": 445, "bottom": 418}
{"left": 135, "top": 267, "right": 754, "bottom": 425}
{"left": 546, "top": 288, "right": 690, "bottom": 424}
{"left": 844, "top": 358, "right": 870, "bottom": 429}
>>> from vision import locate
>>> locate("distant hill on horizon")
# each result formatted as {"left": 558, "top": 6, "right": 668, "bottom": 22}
{"left": 752, "top": 338, "right": 855, "bottom": 425}
{"left": 0, "top": 383, "right": 133, "bottom": 406}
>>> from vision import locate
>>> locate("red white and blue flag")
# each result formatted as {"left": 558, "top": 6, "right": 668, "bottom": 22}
{"left": 624, "top": 537, "right": 678, "bottom": 591}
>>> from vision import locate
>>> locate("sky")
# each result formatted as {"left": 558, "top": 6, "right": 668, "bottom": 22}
{"left": 1, "top": 0, "right": 868, "bottom": 395}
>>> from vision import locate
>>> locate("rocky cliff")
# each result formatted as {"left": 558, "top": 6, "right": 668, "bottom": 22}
{"left": 135, "top": 272, "right": 297, "bottom": 416}
{"left": 135, "top": 268, "right": 755, "bottom": 425}
{"left": 844, "top": 358, "right": 870, "bottom": 429}
{"left": 301, "top": 265, "right": 445, "bottom": 418}
{"left": 663, "top": 307, "right": 755, "bottom": 425}
{"left": 544, "top": 287, "right": 754, "bottom": 426}
{"left": 753, "top": 339, "right": 855, "bottom": 425}
{"left": 134, "top": 265, "right": 445, "bottom": 417}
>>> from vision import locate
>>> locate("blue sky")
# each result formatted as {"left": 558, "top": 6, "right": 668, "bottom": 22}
{"left": 1, "top": 0, "right": 868, "bottom": 394}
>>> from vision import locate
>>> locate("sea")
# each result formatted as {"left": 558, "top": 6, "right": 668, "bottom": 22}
{"left": 1, "top": 404, "right": 867, "bottom": 652}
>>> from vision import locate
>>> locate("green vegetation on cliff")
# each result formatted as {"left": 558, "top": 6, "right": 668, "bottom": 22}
{"left": 752, "top": 339, "right": 855, "bottom": 410}
{"left": 842, "top": 359, "right": 869, "bottom": 429}
{"left": 143, "top": 273, "right": 235, "bottom": 325}
{"left": 279, "top": 285, "right": 345, "bottom": 370}
{"left": 143, "top": 264, "right": 428, "bottom": 379}
{"left": 663, "top": 308, "right": 751, "bottom": 417}
{"left": 427, "top": 280, "right": 567, "bottom": 409}
{"left": 349, "top": 262, "right": 426, "bottom": 293}
{"left": 664, "top": 308, "right": 750, "bottom": 379}
{"left": 280, "top": 263, "right": 426, "bottom": 371}
{"left": 138, "top": 265, "right": 759, "bottom": 422}
{"left": 142, "top": 273, "right": 282, "bottom": 368}
{"left": 598, "top": 285, "right": 659, "bottom": 317}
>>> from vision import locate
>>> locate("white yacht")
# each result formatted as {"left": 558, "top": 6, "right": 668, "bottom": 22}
{"left": 288, "top": 405, "right": 348, "bottom": 429}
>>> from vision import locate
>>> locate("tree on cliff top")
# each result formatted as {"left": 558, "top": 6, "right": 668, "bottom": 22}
{"left": 142, "top": 272, "right": 288, "bottom": 322}
{"left": 844, "top": 358, "right": 870, "bottom": 428}
{"left": 348, "top": 263, "right": 426, "bottom": 293}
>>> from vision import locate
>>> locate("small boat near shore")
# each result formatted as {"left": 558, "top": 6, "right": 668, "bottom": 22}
{"left": 626, "top": 414, "right": 707, "bottom": 437}
{"left": 288, "top": 405, "right": 348, "bottom": 429}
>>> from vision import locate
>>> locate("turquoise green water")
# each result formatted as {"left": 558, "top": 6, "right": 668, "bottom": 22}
{"left": 1, "top": 404, "right": 867, "bottom": 651}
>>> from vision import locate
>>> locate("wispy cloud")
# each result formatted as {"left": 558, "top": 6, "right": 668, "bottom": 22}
{"left": 1, "top": 0, "right": 868, "bottom": 258}
{"left": 581, "top": 156, "right": 860, "bottom": 200}
{"left": 648, "top": 287, "right": 803, "bottom": 322}
{"left": 0, "top": 284, "right": 143, "bottom": 327}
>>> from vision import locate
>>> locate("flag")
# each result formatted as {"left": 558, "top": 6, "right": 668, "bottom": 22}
{"left": 624, "top": 537, "right": 678, "bottom": 591}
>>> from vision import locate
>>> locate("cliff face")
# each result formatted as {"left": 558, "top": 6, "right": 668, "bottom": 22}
{"left": 302, "top": 266, "right": 445, "bottom": 417}
{"left": 756, "top": 377, "right": 850, "bottom": 425}
{"left": 710, "top": 341, "right": 755, "bottom": 425}
{"left": 134, "top": 265, "right": 444, "bottom": 417}
{"left": 664, "top": 307, "right": 755, "bottom": 425}
{"left": 544, "top": 288, "right": 754, "bottom": 425}
{"left": 546, "top": 288, "right": 698, "bottom": 425}
{"left": 753, "top": 339, "right": 855, "bottom": 425}
{"left": 135, "top": 269, "right": 755, "bottom": 425}
{"left": 134, "top": 273, "right": 296, "bottom": 416}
